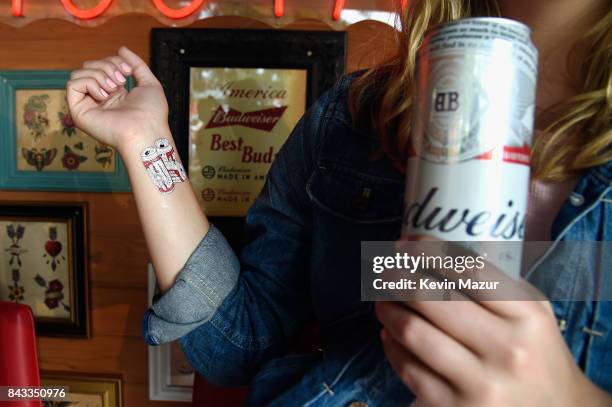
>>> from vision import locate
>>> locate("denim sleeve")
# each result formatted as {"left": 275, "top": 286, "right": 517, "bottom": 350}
{"left": 142, "top": 76, "right": 345, "bottom": 385}
{"left": 142, "top": 224, "right": 240, "bottom": 345}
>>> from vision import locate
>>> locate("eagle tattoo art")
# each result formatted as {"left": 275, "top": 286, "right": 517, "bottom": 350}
{"left": 21, "top": 147, "right": 57, "bottom": 171}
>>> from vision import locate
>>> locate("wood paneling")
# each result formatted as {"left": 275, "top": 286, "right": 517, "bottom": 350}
{"left": 0, "top": 14, "right": 396, "bottom": 71}
{"left": 0, "top": 14, "right": 396, "bottom": 405}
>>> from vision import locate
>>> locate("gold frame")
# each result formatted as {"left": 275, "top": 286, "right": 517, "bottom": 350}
{"left": 41, "top": 372, "right": 122, "bottom": 407}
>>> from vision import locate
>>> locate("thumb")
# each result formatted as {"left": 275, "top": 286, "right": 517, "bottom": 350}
{"left": 118, "top": 46, "right": 159, "bottom": 87}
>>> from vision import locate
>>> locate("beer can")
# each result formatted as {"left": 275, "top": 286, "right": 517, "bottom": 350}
{"left": 402, "top": 18, "right": 538, "bottom": 276}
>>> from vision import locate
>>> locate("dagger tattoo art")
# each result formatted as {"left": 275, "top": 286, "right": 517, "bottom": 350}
{"left": 5, "top": 224, "right": 27, "bottom": 267}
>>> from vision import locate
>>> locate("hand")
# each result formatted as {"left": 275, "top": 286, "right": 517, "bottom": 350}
{"left": 376, "top": 298, "right": 611, "bottom": 406}
{"left": 66, "top": 47, "right": 168, "bottom": 151}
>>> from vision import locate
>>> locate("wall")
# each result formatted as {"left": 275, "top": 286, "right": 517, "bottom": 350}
{"left": 0, "top": 14, "right": 395, "bottom": 406}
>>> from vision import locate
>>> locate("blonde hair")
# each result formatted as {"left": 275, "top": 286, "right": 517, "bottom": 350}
{"left": 349, "top": 0, "right": 612, "bottom": 181}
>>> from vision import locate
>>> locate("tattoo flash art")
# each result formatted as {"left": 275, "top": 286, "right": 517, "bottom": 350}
{"left": 43, "top": 227, "right": 65, "bottom": 271}
{"left": 22, "top": 147, "right": 57, "bottom": 171}
{"left": 5, "top": 224, "right": 27, "bottom": 266}
{"left": 34, "top": 274, "right": 69, "bottom": 311}
{"left": 61, "top": 145, "right": 87, "bottom": 171}
{"left": 23, "top": 94, "right": 50, "bottom": 141}
{"left": 94, "top": 142, "right": 114, "bottom": 167}
{"left": 8, "top": 268, "right": 25, "bottom": 303}
{"left": 141, "top": 138, "right": 187, "bottom": 193}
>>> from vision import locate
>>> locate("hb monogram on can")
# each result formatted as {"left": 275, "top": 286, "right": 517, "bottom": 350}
{"left": 402, "top": 18, "right": 538, "bottom": 276}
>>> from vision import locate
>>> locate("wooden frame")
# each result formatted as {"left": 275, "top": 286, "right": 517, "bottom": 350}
{"left": 0, "top": 70, "right": 132, "bottom": 192}
{"left": 151, "top": 28, "right": 346, "bottom": 249}
{"left": 0, "top": 202, "right": 89, "bottom": 338}
{"left": 41, "top": 371, "right": 122, "bottom": 407}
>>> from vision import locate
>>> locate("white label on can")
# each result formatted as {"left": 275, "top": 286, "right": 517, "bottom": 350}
{"left": 402, "top": 157, "right": 529, "bottom": 277}
{"left": 402, "top": 157, "right": 529, "bottom": 242}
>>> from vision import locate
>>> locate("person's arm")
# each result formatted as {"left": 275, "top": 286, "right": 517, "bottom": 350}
{"left": 118, "top": 130, "right": 209, "bottom": 291}
{"left": 142, "top": 76, "right": 344, "bottom": 384}
{"left": 67, "top": 47, "right": 207, "bottom": 292}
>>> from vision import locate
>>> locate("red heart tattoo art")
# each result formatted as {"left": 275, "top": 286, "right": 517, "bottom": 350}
{"left": 43, "top": 227, "right": 65, "bottom": 271}
{"left": 45, "top": 240, "right": 62, "bottom": 257}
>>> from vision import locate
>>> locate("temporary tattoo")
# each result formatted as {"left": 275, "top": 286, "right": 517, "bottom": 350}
{"left": 22, "top": 147, "right": 57, "bottom": 171}
{"left": 23, "top": 94, "right": 50, "bottom": 141}
{"left": 5, "top": 224, "right": 27, "bottom": 267}
{"left": 34, "top": 274, "right": 69, "bottom": 311}
{"left": 141, "top": 138, "right": 187, "bottom": 193}
{"left": 43, "top": 227, "right": 65, "bottom": 271}
{"left": 61, "top": 145, "right": 87, "bottom": 170}
{"left": 95, "top": 142, "right": 114, "bottom": 167}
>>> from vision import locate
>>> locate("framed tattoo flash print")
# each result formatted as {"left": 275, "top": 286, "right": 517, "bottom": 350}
{"left": 0, "top": 202, "right": 89, "bottom": 338}
{"left": 0, "top": 70, "right": 132, "bottom": 192}
{"left": 151, "top": 29, "right": 346, "bottom": 249}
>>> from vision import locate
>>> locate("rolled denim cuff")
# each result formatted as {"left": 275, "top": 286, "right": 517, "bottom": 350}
{"left": 143, "top": 225, "right": 239, "bottom": 345}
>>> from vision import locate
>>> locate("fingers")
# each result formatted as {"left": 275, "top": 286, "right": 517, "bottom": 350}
{"left": 67, "top": 76, "right": 110, "bottom": 105}
{"left": 69, "top": 46, "right": 157, "bottom": 105}
{"left": 81, "top": 57, "right": 130, "bottom": 90}
{"left": 478, "top": 295, "right": 549, "bottom": 321}
{"left": 66, "top": 77, "right": 107, "bottom": 127}
{"left": 376, "top": 301, "right": 482, "bottom": 393}
{"left": 84, "top": 55, "right": 131, "bottom": 74}
{"left": 395, "top": 238, "right": 547, "bottom": 319}
{"left": 402, "top": 300, "right": 506, "bottom": 356}
{"left": 381, "top": 329, "right": 454, "bottom": 406}
{"left": 118, "top": 46, "right": 159, "bottom": 87}
{"left": 68, "top": 49, "right": 134, "bottom": 106}
{"left": 70, "top": 68, "right": 122, "bottom": 94}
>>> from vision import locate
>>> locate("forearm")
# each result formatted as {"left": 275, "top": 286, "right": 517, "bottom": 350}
{"left": 119, "top": 124, "right": 209, "bottom": 292}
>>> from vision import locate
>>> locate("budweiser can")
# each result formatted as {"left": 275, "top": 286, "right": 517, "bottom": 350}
{"left": 402, "top": 18, "right": 538, "bottom": 276}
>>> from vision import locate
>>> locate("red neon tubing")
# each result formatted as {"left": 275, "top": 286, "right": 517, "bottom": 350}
{"left": 152, "top": 0, "right": 205, "bottom": 19}
{"left": 60, "top": 0, "right": 113, "bottom": 20}
{"left": 332, "top": 0, "right": 345, "bottom": 21}
{"left": 11, "top": 0, "right": 24, "bottom": 17}
{"left": 274, "top": 0, "right": 284, "bottom": 18}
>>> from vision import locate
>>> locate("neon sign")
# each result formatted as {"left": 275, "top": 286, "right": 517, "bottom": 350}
{"left": 59, "top": 0, "right": 113, "bottom": 19}
{"left": 7, "top": 0, "right": 382, "bottom": 21}
{"left": 11, "top": 0, "right": 23, "bottom": 16}
{"left": 11, "top": 0, "right": 207, "bottom": 20}
{"left": 152, "top": 0, "right": 205, "bottom": 19}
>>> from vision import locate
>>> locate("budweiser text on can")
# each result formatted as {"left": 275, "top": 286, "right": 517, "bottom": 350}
{"left": 402, "top": 18, "right": 538, "bottom": 276}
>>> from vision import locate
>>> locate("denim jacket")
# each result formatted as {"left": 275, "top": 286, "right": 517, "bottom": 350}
{"left": 143, "top": 73, "right": 612, "bottom": 406}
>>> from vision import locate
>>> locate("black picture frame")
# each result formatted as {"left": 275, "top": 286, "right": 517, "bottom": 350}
{"left": 0, "top": 202, "right": 89, "bottom": 338}
{"left": 151, "top": 28, "right": 347, "bottom": 250}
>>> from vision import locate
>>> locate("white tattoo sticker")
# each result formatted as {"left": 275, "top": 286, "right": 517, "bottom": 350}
{"left": 141, "top": 138, "right": 187, "bottom": 193}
